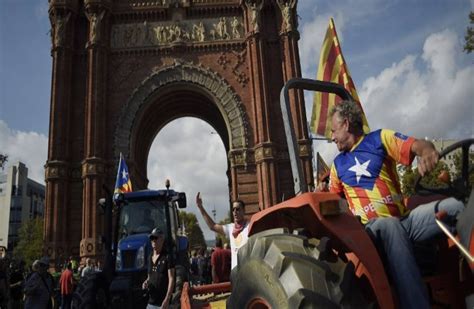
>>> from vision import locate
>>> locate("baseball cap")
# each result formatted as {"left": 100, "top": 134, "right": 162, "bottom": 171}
{"left": 149, "top": 227, "right": 164, "bottom": 239}
{"left": 38, "top": 256, "right": 50, "bottom": 267}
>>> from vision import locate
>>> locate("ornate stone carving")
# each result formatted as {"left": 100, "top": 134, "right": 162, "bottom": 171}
{"left": 229, "top": 148, "right": 254, "bottom": 168}
{"left": 114, "top": 62, "right": 250, "bottom": 158}
{"left": 50, "top": 11, "right": 71, "bottom": 48}
{"left": 81, "top": 158, "right": 106, "bottom": 177}
{"left": 277, "top": 0, "right": 296, "bottom": 32}
{"left": 86, "top": 10, "right": 106, "bottom": 44}
{"left": 80, "top": 238, "right": 104, "bottom": 256}
{"left": 217, "top": 50, "right": 249, "bottom": 87}
{"left": 231, "top": 16, "right": 241, "bottom": 39}
{"left": 45, "top": 160, "right": 69, "bottom": 180}
{"left": 254, "top": 145, "right": 275, "bottom": 162}
{"left": 245, "top": 0, "right": 264, "bottom": 33}
{"left": 111, "top": 16, "right": 243, "bottom": 49}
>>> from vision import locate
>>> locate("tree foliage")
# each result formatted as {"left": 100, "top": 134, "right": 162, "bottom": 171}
{"left": 0, "top": 154, "right": 7, "bottom": 169}
{"left": 452, "top": 151, "right": 474, "bottom": 196}
{"left": 400, "top": 161, "right": 450, "bottom": 197}
{"left": 464, "top": 11, "right": 474, "bottom": 53}
{"left": 13, "top": 218, "right": 44, "bottom": 267}
{"left": 178, "top": 211, "right": 206, "bottom": 250}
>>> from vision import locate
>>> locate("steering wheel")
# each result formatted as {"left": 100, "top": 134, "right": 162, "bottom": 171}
{"left": 414, "top": 138, "right": 474, "bottom": 201}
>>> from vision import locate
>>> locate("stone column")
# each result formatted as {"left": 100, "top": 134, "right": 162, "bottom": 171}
{"left": 80, "top": 1, "right": 110, "bottom": 259}
{"left": 44, "top": 2, "right": 76, "bottom": 261}
{"left": 244, "top": 0, "right": 280, "bottom": 210}
{"left": 277, "top": 0, "right": 314, "bottom": 190}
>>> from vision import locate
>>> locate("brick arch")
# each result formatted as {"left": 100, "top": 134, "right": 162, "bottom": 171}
{"left": 113, "top": 61, "right": 250, "bottom": 160}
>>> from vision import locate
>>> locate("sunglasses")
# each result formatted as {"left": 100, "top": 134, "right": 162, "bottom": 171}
{"left": 150, "top": 236, "right": 163, "bottom": 241}
{"left": 232, "top": 207, "right": 242, "bottom": 212}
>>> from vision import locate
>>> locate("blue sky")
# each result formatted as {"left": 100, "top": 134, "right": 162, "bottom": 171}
{"left": 1, "top": 0, "right": 473, "bottom": 240}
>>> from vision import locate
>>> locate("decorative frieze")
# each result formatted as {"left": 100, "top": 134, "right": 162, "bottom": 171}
{"left": 111, "top": 16, "right": 243, "bottom": 49}
{"left": 81, "top": 158, "right": 106, "bottom": 177}
{"left": 229, "top": 148, "right": 254, "bottom": 168}
{"left": 45, "top": 160, "right": 69, "bottom": 180}
{"left": 254, "top": 144, "right": 275, "bottom": 162}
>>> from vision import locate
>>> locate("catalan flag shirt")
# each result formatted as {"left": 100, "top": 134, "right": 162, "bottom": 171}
{"left": 329, "top": 129, "right": 415, "bottom": 224}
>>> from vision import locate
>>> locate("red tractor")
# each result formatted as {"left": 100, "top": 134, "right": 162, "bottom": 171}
{"left": 181, "top": 78, "right": 474, "bottom": 308}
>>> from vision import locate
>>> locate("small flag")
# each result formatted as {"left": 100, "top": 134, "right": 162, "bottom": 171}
{"left": 310, "top": 18, "right": 370, "bottom": 138}
{"left": 316, "top": 152, "right": 330, "bottom": 185}
{"left": 114, "top": 153, "right": 132, "bottom": 200}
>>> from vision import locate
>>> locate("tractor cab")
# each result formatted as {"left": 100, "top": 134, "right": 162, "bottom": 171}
{"left": 115, "top": 190, "right": 183, "bottom": 273}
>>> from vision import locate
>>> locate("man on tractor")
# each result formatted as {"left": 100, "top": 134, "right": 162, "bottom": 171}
{"left": 328, "top": 100, "right": 464, "bottom": 308}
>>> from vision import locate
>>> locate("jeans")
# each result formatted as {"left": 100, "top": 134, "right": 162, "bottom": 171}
{"left": 365, "top": 197, "right": 464, "bottom": 309}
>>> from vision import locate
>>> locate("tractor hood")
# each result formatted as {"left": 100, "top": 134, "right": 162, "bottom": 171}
{"left": 118, "top": 233, "right": 150, "bottom": 251}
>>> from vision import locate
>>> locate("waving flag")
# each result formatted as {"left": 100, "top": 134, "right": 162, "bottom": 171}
{"left": 114, "top": 153, "right": 132, "bottom": 200}
{"left": 310, "top": 18, "right": 370, "bottom": 138}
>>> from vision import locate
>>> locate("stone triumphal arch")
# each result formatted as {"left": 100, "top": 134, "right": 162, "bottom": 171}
{"left": 45, "top": 0, "right": 313, "bottom": 259}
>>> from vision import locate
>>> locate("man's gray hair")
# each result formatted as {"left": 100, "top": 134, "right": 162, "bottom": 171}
{"left": 330, "top": 100, "right": 363, "bottom": 131}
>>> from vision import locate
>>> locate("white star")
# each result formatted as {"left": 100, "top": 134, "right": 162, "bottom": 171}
{"left": 121, "top": 169, "right": 128, "bottom": 180}
{"left": 349, "top": 157, "right": 371, "bottom": 183}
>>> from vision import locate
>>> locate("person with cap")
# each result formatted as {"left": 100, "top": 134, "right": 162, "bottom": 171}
{"left": 196, "top": 192, "right": 249, "bottom": 270}
{"left": 142, "top": 228, "right": 175, "bottom": 309}
{"left": 24, "top": 257, "right": 54, "bottom": 309}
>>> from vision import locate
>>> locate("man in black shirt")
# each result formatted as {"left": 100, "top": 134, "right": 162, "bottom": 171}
{"left": 142, "top": 228, "right": 175, "bottom": 309}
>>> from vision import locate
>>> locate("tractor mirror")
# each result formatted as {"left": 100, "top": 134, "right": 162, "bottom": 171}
{"left": 172, "top": 192, "right": 187, "bottom": 209}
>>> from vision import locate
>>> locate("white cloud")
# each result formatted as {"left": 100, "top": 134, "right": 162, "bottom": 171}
{"left": 360, "top": 29, "right": 474, "bottom": 139}
{"left": 147, "top": 118, "right": 229, "bottom": 240}
{"left": 0, "top": 120, "right": 48, "bottom": 184}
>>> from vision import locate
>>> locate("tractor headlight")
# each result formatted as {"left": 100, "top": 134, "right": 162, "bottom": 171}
{"left": 116, "top": 247, "right": 122, "bottom": 270}
{"left": 320, "top": 199, "right": 346, "bottom": 216}
{"left": 136, "top": 246, "right": 145, "bottom": 269}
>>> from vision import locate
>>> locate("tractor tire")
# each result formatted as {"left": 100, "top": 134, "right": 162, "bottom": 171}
{"left": 71, "top": 272, "right": 109, "bottom": 309}
{"left": 228, "top": 228, "right": 371, "bottom": 309}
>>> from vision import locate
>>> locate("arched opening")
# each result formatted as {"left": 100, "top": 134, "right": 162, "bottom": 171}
{"left": 147, "top": 117, "right": 230, "bottom": 241}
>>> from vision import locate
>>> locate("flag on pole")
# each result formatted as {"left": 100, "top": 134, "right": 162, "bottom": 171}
{"left": 310, "top": 18, "right": 370, "bottom": 138}
{"left": 316, "top": 152, "right": 330, "bottom": 185}
{"left": 114, "top": 153, "right": 133, "bottom": 200}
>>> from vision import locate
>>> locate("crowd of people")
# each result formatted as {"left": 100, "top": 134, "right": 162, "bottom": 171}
{"left": 0, "top": 255, "right": 101, "bottom": 309}
{"left": 188, "top": 238, "right": 231, "bottom": 286}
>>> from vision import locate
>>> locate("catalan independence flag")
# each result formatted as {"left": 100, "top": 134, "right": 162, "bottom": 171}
{"left": 310, "top": 18, "right": 370, "bottom": 138}
{"left": 114, "top": 153, "right": 132, "bottom": 200}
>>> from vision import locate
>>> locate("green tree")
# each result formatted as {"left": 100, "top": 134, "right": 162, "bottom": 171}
{"left": 0, "top": 154, "right": 7, "bottom": 169}
{"left": 400, "top": 165, "right": 417, "bottom": 197}
{"left": 452, "top": 151, "right": 474, "bottom": 195}
{"left": 464, "top": 11, "right": 474, "bottom": 53}
{"left": 178, "top": 211, "right": 206, "bottom": 250}
{"left": 400, "top": 161, "right": 449, "bottom": 197}
{"left": 13, "top": 218, "right": 44, "bottom": 267}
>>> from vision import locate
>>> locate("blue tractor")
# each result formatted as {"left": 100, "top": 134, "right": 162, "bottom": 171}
{"left": 72, "top": 181, "right": 189, "bottom": 308}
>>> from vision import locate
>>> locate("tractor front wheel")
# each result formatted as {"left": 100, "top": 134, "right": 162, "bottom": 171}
{"left": 228, "top": 229, "right": 371, "bottom": 309}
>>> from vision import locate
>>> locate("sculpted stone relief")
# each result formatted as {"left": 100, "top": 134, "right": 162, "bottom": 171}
{"left": 87, "top": 11, "right": 106, "bottom": 44}
{"left": 277, "top": 0, "right": 296, "bottom": 32}
{"left": 111, "top": 16, "right": 243, "bottom": 49}
{"left": 245, "top": 0, "right": 263, "bottom": 33}
{"left": 50, "top": 12, "right": 71, "bottom": 48}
